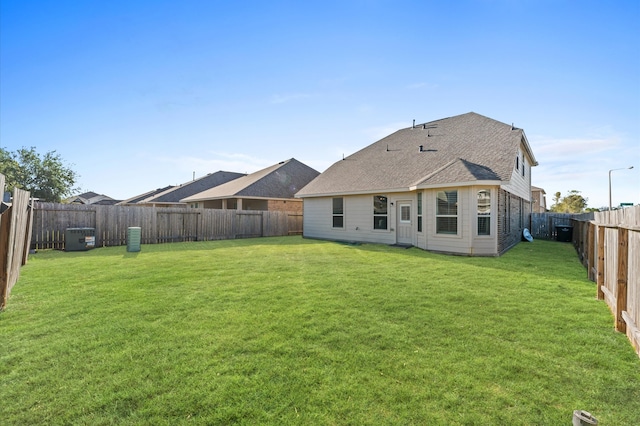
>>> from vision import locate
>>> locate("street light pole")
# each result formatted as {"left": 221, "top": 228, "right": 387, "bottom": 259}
{"left": 609, "top": 166, "right": 634, "bottom": 210}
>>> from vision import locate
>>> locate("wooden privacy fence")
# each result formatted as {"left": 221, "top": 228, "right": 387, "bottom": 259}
{"left": 32, "top": 202, "right": 304, "bottom": 249}
{"left": 569, "top": 206, "right": 640, "bottom": 357}
{"left": 0, "top": 174, "right": 34, "bottom": 310}
{"left": 529, "top": 212, "right": 594, "bottom": 240}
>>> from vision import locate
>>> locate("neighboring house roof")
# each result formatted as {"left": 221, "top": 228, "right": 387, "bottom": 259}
{"left": 182, "top": 158, "right": 320, "bottom": 202}
{"left": 132, "top": 171, "right": 246, "bottom": 205}
{"left": 68, "top": 191, "right": 117, "bottom": 205}
{"left": 118, "top": 186, "right": 175, "bottom": 205}
{"left": 297, "top": 112, "right": 537, "bottom": 197}
{"left": 531, "top": 186, "right": 546, "bottom": 194}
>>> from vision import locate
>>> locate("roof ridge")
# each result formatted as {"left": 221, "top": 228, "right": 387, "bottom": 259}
{"left": 410, "top": 157, "right": 461, "bottom": 187}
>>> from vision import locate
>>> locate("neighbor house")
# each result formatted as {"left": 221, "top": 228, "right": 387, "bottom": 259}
{"left": 118, "top": 186, "right": 175, "bottom": 206}
{"left": 296, "top": 112, "right": 538, "bottom": 256}
{"left": 67, "top": 191, "right": 119, "bottom": 205}
{"left": 182, "top": 158, "right": 319, "bottom": 213}
{"left": 531, "top": 186, "right": 547, "bottom": 213}
{"left": 117, "top": 172, "right": 245, "bottom": 207}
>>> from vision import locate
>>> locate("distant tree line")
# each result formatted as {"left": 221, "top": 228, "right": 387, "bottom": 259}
{"left": 0, "top": 147, "right": 79, "bottom": 202}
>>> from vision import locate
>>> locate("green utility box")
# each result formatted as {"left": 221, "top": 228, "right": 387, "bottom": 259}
{"left": 127, "top": 227, "right": 141, "bottom": 252}
{"left": 65, "top": 228, "right": 96, "bottom": 251}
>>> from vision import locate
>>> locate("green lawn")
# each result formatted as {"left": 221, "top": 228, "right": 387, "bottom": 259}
{"left": 1, "top": 237, "right": 639, "bottom": 425}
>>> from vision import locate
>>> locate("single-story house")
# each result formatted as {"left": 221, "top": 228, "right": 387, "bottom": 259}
{"left": 118, "top": 186, "right": 175, "bottom": 206}
{"left": 182, "top": 158, "right": 320, "bottom": 213}
{"left": 67, "top": 191, "right": 119, "bottom": 205}
{"left": 118, "top": 172, "right": 245, "bottom": 207}
{"left": 296, "top": 112, "right": 538, "bottom": 256}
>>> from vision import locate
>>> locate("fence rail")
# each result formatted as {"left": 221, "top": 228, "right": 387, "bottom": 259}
{"left": 31, "top": 202, "right": 303, "bottom": 250}
{"left": 567, "top": 206, "right": 640, "bottom": 357}
{"left": 529, "top": 212, "right": 594, "bottom": 240}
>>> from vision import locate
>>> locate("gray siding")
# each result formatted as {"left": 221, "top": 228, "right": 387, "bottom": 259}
{"left": 304, "top": 187, "right": 502, "bottom": 256}
{"left": 502, "top": 144, "right": 532, "bottom": 201}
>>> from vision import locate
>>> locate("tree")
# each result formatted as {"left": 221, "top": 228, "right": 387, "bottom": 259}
{"left": 549, "top": 190, "right": 588, "bottom": 213}
{"left": 0, "top": 147, "right": 80, "bottom": 202}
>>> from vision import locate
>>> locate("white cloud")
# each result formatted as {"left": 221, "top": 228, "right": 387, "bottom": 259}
{"left": 154, "top": 152, "right": 274, "bottom": 177}
{"left": 530, "top": 134, "right": 620, "bottom": 157}
{"left": 529, "top": 133, "right": 639, "bottom": 208}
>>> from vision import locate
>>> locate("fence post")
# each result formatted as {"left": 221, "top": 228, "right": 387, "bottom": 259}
{"left": 587, "top": 222, "right": 595, "bottom": 281}
{"left": 0, "top": 205, "right": 11, "bottom": 308}
{"left": 596, "top": 225, "right": 605, "bottom": 300}
{"left": 615, "top": 227, "right": 628, "bottom": 333}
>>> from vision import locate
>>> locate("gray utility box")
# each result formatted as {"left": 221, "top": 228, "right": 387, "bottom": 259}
{"left": 65, "top": 228, "right": 96, "bottom": 251}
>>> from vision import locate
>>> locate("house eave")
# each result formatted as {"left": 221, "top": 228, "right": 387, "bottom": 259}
{"left": 410, "top": 180, "right": 503, "bottom": 190}
{"left": 296, "top": 187, "right": 411, "bottom": 199}
{"left": 297, "top": 181, "right": 504, "bottom": 198}
{"left": 183, "top": 195, "right": 299, "bottom": 203}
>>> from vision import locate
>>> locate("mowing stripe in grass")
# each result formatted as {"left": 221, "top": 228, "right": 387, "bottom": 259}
{"left": 1, "top": 237, "right": 639, "bottom": 425}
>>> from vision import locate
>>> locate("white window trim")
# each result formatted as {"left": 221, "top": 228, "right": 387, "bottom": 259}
{"left": 399, "top": 204, "right": 411, "bottom": 224}
{"left": 331, "top": 197, "right": 345, "bottom": 230}
{"left": 476, "top": 188, "right": 492, "bottom": 237}
{"left": 373, "top": 195, "right": 389, "bottom": 231}
{"left": 435, "top": 190, "right": 460, "bottom": 237}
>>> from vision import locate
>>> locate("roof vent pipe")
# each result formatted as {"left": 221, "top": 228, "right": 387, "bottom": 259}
{"left": 413, "top": 119, "right": 415, "bottom": 129}
{"left": 419, "top": 145, "right": 424, "bottom": 152}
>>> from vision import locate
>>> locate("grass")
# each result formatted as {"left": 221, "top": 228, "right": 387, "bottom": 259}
{"left": 1, "top": 236, "right": 639, "bottom": 425}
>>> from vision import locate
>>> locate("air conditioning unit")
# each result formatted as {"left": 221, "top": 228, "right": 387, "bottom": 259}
{"left": 65, "top": 228, "right": 96, "bottom": 251}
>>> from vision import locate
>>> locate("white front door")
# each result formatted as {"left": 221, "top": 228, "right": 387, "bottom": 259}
{"left": 397, "top": 202, "right": 412, "bottom": 245}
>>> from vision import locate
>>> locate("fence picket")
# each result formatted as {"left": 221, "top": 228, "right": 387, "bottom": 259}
{"left": 568, "top": 206, "right": 640, "bottom": 357}
{"left": 31, "top": 203, "right": 302, "bottom": 250}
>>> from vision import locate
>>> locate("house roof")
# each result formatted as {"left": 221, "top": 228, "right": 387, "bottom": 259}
{"left": 118, "top": 186, "right": 175, "bottom": 205}
{"left": 68, "top": 191, "right": 116, "bottom": 205}
{"left": 296, "top": 112, "right": 537, "bottom": 197}
{"left": 182, "top": 158, "right": 320, "bottom": 202}
{"left": 135, "top": 171, "right": 246, "bottom": 205}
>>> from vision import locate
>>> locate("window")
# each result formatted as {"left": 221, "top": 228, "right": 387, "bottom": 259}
{"left": 477, "top": 190, "right": 491, "bottom": 235}
{"left": 417, "top": 192, "right": 423, "bottom": 232}
{"left": 503, "top": 192, "right": 511, "bottom": 234}
{"left": 436, "top": 190, "right": 458, "bottom": 234}
{"left": 400, "top": 205, "right": 410, "bottom": 222}
{"left": 522, "top": 155, "right": 526, "bottom": 177}
{"left": 373, "top": 195, "right": 388, "bottom": 230}
{"left": 332, "top": 197, "right": 344, "bottom": 228}
{"left": 519, "top": 198, "right": 524, "bottom": 229}
{"left": 515, "top": 155, "right": 519, "bottom": 171}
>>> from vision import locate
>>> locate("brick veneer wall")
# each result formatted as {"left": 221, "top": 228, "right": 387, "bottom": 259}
{"left": 497, "top": 189, "right": 532, "bottom": 255}
{"left": 267, "top": 199, "right": 303, "bottom": 213}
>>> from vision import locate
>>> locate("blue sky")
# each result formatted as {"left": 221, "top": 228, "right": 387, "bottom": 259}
{"left": 1, "top": 0, "right": 639, "bottom": 208}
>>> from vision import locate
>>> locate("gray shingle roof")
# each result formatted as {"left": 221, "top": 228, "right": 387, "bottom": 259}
{"left": 146, "top": 171, "right": 245, "bottom": 203}
{"left": 118, "top": 186, "right": 175, "bottom": 205}
{"left": 182, "top": 158, "right": 320, "bottom": 202}
{"left": 296, "top": 112, "right": 537, "bottom": 197}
